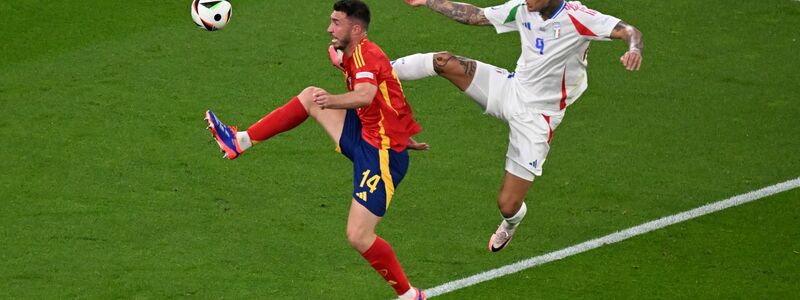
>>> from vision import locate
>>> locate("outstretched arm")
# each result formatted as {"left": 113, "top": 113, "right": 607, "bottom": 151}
{"left": 610, "top": 21, "right": 644, "bottom": 71}
{"left": 405, "top": 0, "right": 491, "bottom": 26}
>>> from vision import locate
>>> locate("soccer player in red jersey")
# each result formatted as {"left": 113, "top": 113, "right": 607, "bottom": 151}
{"left": 205, "top": 1, "right": 426, "bottom": 299}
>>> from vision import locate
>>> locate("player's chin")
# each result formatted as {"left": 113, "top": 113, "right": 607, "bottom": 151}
{"left": 330, "top": 39, "right": 343, "bottom": 50}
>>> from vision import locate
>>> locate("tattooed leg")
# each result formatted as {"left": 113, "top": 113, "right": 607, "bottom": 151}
{"left": 433, "top": 52, "right": 477, "bottom": 91}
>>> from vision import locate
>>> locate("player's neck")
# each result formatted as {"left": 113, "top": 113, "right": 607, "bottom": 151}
{"left": 540, "top": 0, "right": 564, "bottom": 21}
{"left": 343, "top": 34, "right": 368, "bottom": 57}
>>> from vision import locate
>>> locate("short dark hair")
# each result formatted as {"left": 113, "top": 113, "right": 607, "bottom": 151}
{"left": 333, "top": 0, "right": 371, "bottom": 30}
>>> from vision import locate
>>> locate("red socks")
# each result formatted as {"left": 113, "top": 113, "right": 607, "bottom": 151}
{"left": 246, "top": 97, "right": 309, "bottom": 142}
{"left": 361, "top": 237, "right": 411, "bottom": 295}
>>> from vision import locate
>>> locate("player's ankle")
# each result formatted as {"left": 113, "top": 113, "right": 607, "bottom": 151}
{"left": 398, "top": 287, "right": 417, "bottom": 299}
{"left": 503, "top": 202, "right": 528, "bottom": 229}
{"left": 237, "top": 131, "right": 253, "bottom": 151}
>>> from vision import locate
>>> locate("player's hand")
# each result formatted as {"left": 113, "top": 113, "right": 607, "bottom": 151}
{"left": 404, "top": 0, "right": 428, "bottom": 7}
{"left": 407, "top": 137, "right": 429, "bottom": 151}
{"left": 620, "top": 49, "right": 642, "bottom": 71}
{"left": 311, "top": 87, "right": 331, "bottom": 109}
{"left": 328, "top": 45, "right": 344, "bottom": 71}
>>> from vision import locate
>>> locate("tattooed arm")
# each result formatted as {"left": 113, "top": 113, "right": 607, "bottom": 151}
{"left": 405, "top": 0, "right": 491, "bottom": 26}
{"left": 610, "top": 21, "right": 644, "bottom": 71}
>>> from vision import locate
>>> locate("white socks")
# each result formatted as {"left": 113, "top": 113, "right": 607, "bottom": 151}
{"left": 398, "top": 287, "right": 417, "bottom": 300}
{"left": 392, "top": 53, "right": 437, "bottom": 80}
{"left": 503, "top": 202, "right": 528, "bottom": 230}
{"left": 236, "top": 131, "right": 253, "bottom": 151}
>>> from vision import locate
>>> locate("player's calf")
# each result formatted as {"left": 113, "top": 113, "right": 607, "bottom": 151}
{"left": 245, "top": 95, "right": 310, "bottom": 143}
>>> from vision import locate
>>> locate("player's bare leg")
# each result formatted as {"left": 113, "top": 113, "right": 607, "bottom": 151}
{"left": 431, "top": 52, "right": 478, "bottom": 91}
{"left": 393, "top": 51, "right": 477, "bottom": 91}
{"left": 489, "top": 172, "right": 532, "bottom": 252}
{"left": 346, "top": 198, "right": 380, "bottom": 252}
{"left": 294, "top": 86, "right": 346, "bottom": 144}
{"left": 347, "top": 199, "right": 425, "bottom": 299}
{"left": 393, "top": 52, "right": 488, "bottom": 111}
{"left": 497, "top": 172, "right": 531, "bottom": 217}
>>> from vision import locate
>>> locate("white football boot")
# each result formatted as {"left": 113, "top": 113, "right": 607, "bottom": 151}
{"left": 488, "top": 220, "right": 517, "bottom": 253}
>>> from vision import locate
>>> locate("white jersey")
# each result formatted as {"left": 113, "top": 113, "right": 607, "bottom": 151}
{"left": 485, "top": 1, "right": 620, "bottom": 114}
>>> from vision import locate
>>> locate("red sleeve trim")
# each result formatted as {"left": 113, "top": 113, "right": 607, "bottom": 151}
{"left": 568, "top": 14, "right": 597, "bottom": 37}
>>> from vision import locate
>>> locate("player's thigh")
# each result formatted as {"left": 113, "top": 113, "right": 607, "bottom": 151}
{"left": 505, "top": 109, "right": 553, "bottom": 181}
{"left": 297, "top": 87, "right": 346, "bottom": 145}
{"left": 464, "top": 61, "right": 509, "bottom": 111}
{"left": 313, "top": 109, "right": 346, "bottom": 145}
{"left": 349, "top": 143, "right": 409, "bottom": 217}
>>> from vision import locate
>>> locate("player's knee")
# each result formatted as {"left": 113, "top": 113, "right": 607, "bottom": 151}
{"left": 295, "top": 87, "right": 318, "bottom": 112}
{"left": 297, "top": 87, "right": 316, "bottom": 103}
{"left": 346, "top": 226, "right": 369, "bottom": 250}
{"left": 434, "top": 51, "right": 453, "bottom": 61}
{"left": 433, "top": 51, "right": 456, "bottom": 74}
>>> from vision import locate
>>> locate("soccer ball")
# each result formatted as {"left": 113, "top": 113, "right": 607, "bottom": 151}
{"left": 191, "top": 0, "right": 232, "bottom": 31}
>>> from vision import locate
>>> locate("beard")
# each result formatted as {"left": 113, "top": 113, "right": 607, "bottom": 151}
{"left": 332, "top": 35, "right": 351, "bottom": 51}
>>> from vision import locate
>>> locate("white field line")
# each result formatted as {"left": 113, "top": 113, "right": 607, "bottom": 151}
{"left": 423, "top": 177, "right": 800, "bottom": 298}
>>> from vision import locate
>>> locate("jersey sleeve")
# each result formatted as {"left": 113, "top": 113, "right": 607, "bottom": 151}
{"left": 565, "top": 3, "right": 621, "bottom": 41}
{"left": 351, "top": 46, "right": 379, "bottom": 86}
{"left": 484, "top": 0, "right": 525, "bottom": 34}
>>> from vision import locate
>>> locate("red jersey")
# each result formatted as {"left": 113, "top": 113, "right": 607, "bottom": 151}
{"left": 342, "top": 38, "right": 421, "bottom": 152}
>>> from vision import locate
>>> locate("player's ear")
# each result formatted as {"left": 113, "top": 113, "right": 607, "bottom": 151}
{"left": 352, "top": 22, "right": 365, "bottom": 35}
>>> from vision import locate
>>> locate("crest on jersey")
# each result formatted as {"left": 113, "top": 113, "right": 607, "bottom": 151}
{"left": 553, "top": 22, "right": 562, "bottom": 39}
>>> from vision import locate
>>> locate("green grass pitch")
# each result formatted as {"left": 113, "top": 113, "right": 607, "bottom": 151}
{"left": 1, "top": 0, "right": 798, "bottom": 299}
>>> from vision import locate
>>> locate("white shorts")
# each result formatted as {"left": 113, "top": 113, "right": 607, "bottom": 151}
{"left": 465, "top": 61, "right": 565, "bottom": 181}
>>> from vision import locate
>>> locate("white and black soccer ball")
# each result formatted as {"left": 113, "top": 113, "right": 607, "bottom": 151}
{"left": 191, "top": 0, "right": 232, "bottom": 31}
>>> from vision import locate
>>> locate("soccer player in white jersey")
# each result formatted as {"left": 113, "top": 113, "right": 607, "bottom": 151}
{"left": 391, "top": 0, "right": 644, "bottom": 252}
